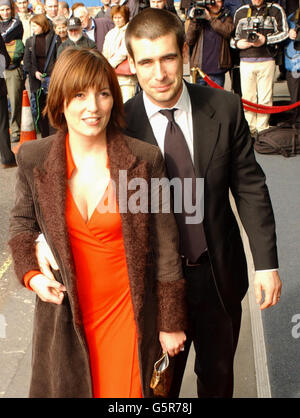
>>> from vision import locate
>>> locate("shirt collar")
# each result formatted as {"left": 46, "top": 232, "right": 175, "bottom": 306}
{"left": 143, "top": 81, "right": 190, "bottom": 119}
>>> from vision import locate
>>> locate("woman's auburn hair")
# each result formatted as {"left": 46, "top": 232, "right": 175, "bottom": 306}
{"left": 30, "top": 13, "right": 51, "bottom": 33}
{"left": 44, "top": 47, "right": 126, "bottom": 135}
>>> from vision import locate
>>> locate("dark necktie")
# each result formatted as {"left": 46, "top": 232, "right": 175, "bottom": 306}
{"left": 160, "top": 108, "right": 207, "bottom": 262}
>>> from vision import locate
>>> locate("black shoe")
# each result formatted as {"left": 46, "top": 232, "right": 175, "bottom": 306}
{"left": 11, "top": 137, "right": 20, "bottom": 143}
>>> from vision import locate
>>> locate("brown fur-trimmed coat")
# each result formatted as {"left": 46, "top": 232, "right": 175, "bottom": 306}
{"left": 9, "top": 131, "right": 187, "bottom": 398}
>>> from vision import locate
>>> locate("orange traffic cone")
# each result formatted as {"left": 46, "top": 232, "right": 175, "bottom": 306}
{"left": 13, "top": 90, "right": 37, "bottom": 153}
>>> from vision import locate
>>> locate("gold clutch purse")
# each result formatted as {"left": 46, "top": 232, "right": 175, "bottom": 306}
{"left": 150, "top": 352, "right": 173, "bottom": 397}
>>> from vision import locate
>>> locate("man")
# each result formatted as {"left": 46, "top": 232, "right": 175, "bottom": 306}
{"left": 73, "top": 5, "right": 113, "bottom": 52}
{"left": 186, "top": 0, "right": 234, "bottom": 87}
{"left": 58, "top": 1, "right": 71, "bottom": 19}
{"left": 231, "top": 0, "right": 288, "bottom": 137}
{"left": 150, "top": 0, "right": 177, "bottom": 14}
{"left": 45, "top": 0, "right": 59, "bottom": 22}
{"left": 35, "top": 8, "right": 282, "bottom": 398}
{"left": 57, "top": 17, "right": 97, "bottom": 57}
{"left": 15, "top": 0, "right": 32, "bottom": 44}
{"left": 124, "top": 8, "right": 281, "bottom": 398}
{"left": 0, "top": 32, "right": 16, "bottom": 168}
{"left": 95, "top": 0, "right": 112, "bottom": 19}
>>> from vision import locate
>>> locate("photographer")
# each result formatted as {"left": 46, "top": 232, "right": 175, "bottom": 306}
{"left": 285, "top": 8, "right": 300, "bottom": 127}
{"left": 231, "top": 0, "right": 288, "bottom": 136}
{"left": 186, "top": 0, "right": 234, "bottom": 87}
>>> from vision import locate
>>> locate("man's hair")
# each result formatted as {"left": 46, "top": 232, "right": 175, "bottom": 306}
{"left": 125, "top": 8, "right": 185, "bottom": 60}
{"left": 30, "top": 13, "right": 51, "bottom": 32}
{"left": 44, "top": 48, "right": 125, "bottom": 135}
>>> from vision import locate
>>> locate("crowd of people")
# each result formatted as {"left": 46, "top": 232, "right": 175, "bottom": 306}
{"left": 1, "top": 0, "right": 300, "bottom": 165}
{"left": 0, "top": 0, "right": 288, "bottom": 400}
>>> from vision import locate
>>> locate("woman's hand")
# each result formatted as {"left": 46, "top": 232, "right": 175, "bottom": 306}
{"left": 29, "top": 274, "right": 66, "bottom": 305}
{"left": 35, "top": 71, "right": 43, "bottom": 81}
{"left": 159, "top": 331, "right": 186, "bottom": 357}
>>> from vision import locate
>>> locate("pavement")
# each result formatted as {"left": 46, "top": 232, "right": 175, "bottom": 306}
{"left": 0, "top": 72, "right": 295, "bottom": 399}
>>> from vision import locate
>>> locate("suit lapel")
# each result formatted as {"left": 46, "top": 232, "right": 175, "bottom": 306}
{"left": 125, "top": 92, "right": 158, "bottom": 146}
{"left": 187, "top": 83, "right": 220, "bottom": 178}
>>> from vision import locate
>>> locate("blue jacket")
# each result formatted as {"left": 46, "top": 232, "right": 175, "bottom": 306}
{"left": 284, "top": 12, "right": 300, "bottom": 72}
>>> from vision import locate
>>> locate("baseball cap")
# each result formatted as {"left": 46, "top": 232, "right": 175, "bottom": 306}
{"left": 67, "top": 17, "right": 81, "bottom": 30}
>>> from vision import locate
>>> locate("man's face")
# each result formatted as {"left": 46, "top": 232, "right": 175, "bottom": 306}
{"left": 45, "top": 0, "right": 58, "bottom": 18}
{"left": 68, "top": 28, "right": 82, "bottom": 42}
{"left": 74, "top": 7, "right": 89, "bottom": 29}
{"left": 0, "top": 5, "right": 11, "bottom": 20}
{"left": 251, "top": 0, "right": 264, "bottom": 7}
{"left": 150, "top": 0, "right": 166, "bottom": 9}
{"left": 128, "top": 33, "right": 188, "bottom": 108}
{"left": 208, "top": 0, "right": 223, "bottom": 14}
{"left": 16, "top": 0, "right": 29, "bottom": 13}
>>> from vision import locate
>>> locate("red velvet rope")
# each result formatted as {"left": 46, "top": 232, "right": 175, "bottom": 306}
{"left": 201, "top": 73, "right": 300, "bottom": 114}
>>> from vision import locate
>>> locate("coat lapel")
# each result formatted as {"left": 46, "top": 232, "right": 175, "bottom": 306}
{"left": 187, "top": 83, "right": 220, "bottom": 178}
{"left": 107, "top": 133, "right": 151, "bottom": 337}
{"left": 125, "top": 92, "right": 158, "bottom": 146}
{"left": 33, "top": 132, "right": 82, "bottom": 324}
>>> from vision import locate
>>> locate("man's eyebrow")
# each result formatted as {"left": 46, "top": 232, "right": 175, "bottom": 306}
{"left": 137, "top": 53, "right": 179, "bottom": 64}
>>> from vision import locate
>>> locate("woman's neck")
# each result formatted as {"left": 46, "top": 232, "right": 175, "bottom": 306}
{"left": 68, "top": 132, "right": 108, "bottom": 168}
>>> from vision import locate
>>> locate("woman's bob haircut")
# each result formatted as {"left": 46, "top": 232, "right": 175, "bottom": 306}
{"left": 30, "top": 13, "right": 51, "bottom": 33}
{"left": 45, "top": 47, "right": 125, "bottom": 135}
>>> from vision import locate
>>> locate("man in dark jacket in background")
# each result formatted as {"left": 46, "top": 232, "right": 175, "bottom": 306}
{"left": 186, "top": 0, "right": 234, "bottom": 87}
{"left": 0, "top": 33, "right": 16, "bottom": 168}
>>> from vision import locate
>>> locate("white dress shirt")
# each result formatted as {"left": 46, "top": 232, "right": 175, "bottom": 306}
{"left": 143, "top": 82, "right": 194, "bottom": 162}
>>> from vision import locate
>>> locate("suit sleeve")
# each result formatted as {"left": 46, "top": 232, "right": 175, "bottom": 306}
{"left": 229, "top": 95, "right": 278, "bottom": 270}
{"left": 150, "top": 149, "right": 188, "bottom": 332}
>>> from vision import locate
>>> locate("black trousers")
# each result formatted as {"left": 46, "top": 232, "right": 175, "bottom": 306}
{"left": 0, "top": 95, "right": 16, "bottom": 165}
{"left": 169, "top": 256, "right": 242, "bottom": 398}
{"left": 286, "top": 70, "right": 300, "bottom": 128}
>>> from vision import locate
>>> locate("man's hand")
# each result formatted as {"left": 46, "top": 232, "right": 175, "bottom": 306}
{"left": 236, "top": 39, "right": 253, "bottom": 50}
{"left": 289, "top": 28, "right": 297, "bottom": 40}
{"left": 35, "top": 235, "right": 59, "bottom": 280}
{"left": 254, "top": 270, "right": 282, "bottom": 310}
{"left": 159, "top": 331, "right": 186, "bottom": 357}
{"left": 30, "top": 274, "right": 66, "bottom": 305}
{"left": 252, "top": 33, "right": 266, "bottom": 47}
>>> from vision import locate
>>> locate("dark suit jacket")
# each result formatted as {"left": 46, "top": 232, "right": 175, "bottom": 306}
{"left": 0, "top": 33, "right": 10, "bottom": 96}
{"left": 124, "top": 82, "right": 279, "bottom": 314}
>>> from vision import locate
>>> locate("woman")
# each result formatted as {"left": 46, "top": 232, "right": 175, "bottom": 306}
{"left": 23, "top": 13, "right": 59, "bottom": 137}
{"left": 53, "top": 15, "right": 68, "bottom": 43}
{"left": 103, "top": 5, "right": 137, "bottom": 103}
{"left": 0, "top": 0, "right": 24, "bottom": 143}
{"left": 9, "top": 47, "right": 187, "bottom": 398}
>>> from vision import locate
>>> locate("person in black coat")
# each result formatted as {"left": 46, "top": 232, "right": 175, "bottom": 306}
{"left": 0, "top": 0, "right": 24, "bottom": 143}
{"left": 0, "top": 32, "right": 16, "bottom": 167}
{"left": 23, "top": 13, "right": 60, "bottom": 137}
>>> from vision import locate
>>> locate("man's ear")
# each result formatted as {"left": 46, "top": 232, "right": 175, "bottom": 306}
{"left": 128, "top": 55, "right": 136, "bottom": 74}
{"left": 182, "top": 42, "right": 189, "bottom": 65}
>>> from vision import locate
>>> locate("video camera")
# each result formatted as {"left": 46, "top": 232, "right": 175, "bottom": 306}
{"left": 192, "top": 0, "right": 216, "bottom": 20}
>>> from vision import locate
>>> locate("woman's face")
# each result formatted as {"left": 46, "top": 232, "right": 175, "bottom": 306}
{"left": 31, "top": 22, "right": 43, "bottom": 35}
{"left": 0, "top": 6, "right": 11, "bottom": 20}
{"left": 55, "top": 23, "right": 67, "bottom": 40}
{"left": 113, "top": 12, "right": 126, "bottom": 29}
{"left": 63, "top": 85, "right": 114, "bottom": 140}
